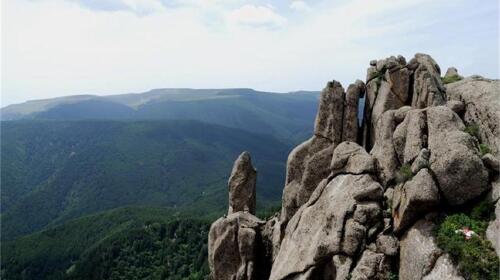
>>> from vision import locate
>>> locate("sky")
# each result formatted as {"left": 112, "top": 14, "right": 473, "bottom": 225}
{"left": 1, "top": 0, "right": 499, "bottom": 106}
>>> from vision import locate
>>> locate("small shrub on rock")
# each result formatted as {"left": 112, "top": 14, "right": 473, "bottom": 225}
{"left": 464, "top": 123, "right": 480, "bottom": 139}
{"left": 441, "top": 75, "right": 463, "bottom": 84}
{"left": 436, "top": 213, "right": 499, "bottom": 280}
{"left": 479, "top": 143, "right": 491, "bottom": 157}
{"left": 395, "top": 164, "right": 413, "bottom": 183}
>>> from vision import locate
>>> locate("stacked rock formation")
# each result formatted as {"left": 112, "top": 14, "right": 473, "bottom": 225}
{"left": 208, "top": 54, "right": 500, "bottom": 280}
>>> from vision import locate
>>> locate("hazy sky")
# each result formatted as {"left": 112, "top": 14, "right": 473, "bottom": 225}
{"left": 2, "top": 0, "right": 498, "bottom": 106}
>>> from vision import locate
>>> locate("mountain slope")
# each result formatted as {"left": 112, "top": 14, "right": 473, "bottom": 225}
{"left": 1, "top": 120, "right": 290, "bottom": 240}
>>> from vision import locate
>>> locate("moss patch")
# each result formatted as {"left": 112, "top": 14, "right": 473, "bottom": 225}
{"left": 464, "top": 123, "right": 480, "bottom": 139}
{"left": 396, "top": 164, "right": 413, "bottom": 183}
{"left": 441, "top": 75, "right": 463, "bottom": 84}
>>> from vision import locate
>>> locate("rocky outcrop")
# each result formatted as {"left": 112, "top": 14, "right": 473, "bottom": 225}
{"left": 209, "top": 54, "right": 499, "bottom": 280}
{"left": 208, "top": 212, "right": 266, "bottom": 280}
{"left": 271, "top": 172, "right": 384, "bottom": 280}
{"left": 281, "top": 80, "right": 365, "bottom": 224}
{"left": 228, "top": 152, "right": 257, "bottom": 215}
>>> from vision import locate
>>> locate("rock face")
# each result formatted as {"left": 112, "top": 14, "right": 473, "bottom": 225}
{"left": 208, "top": 54, "right": 499, "bottom": 280}
{"left": 281, "top": 80, "right": 364, "bottom": 224}
{"left": 208, "top": 212, "right": 266, "bottom": 280}
{"left": 446, "top": 76, "right": 500, "bottom": 156}
{"left": 392, "top": 169, "right": 440, "bottom": 233}
{"left": 228, "top": 152, "right": 257, "bottom": 215}
{"left": 427, "top": 106, "right": 489, "bottom": 205}
{"left": 271, "top": 173, "right": 383, "bottom": 280}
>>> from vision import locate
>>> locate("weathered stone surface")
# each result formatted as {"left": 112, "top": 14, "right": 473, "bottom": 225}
{"left": 446, "top": 100, "right": 465, "bottom": 114}
{"left": 423, "top": 254, "right": 465, "bottom": 280}
{"left": 314, "top": 80, "right": 345, "bottom": 144}
{"left": 331, "top": 255, "right": 353, "bottom": 280}
{"left": 482, "top": 153, "right": 500, "bottom": 172}
{"left": 393, "top": 109, "right": 426, "bottom": 164}
{"left": 281, "top": 135, "right": 332, "bottom": 223}
{"left": 487, "top": 198, "right": 500, "bottom": 257}
{"left": 261, "top": 214, "right": 282, "bottom": 263}
{"left": 342, "top": 219, "right": 367, "bottom": 256}
{"left": 376, "top": 234, "right": 399, "bottom": 256}
{"left": 228, "top": 152, "right": 257, "bottom": 214}
{"left": 343, "top": 80, "right": 364, "bottom": 142}
{"left": 350, "top": 249, "right": 391, "bottom": 280}
{"left": 409, "top": 53, "right": 446, "bottom": 108}
{"left": 427, "top": 106, "right": 489, "bottom": 205}
{"left": 331, "top": 141, "right": 375, "bottom": 177}
{"left": 444, "top": 67, "right": 459, "bottom": 78}
{"left": 411, "top": 148, "right": 430, "bottom": 174}
{"left": 354, "top": 202, "right": 381, "bottom": 227}
{"left": 270, "top": 174, "right": 383, "bottom": 280}
{"left": 371, "top": 110, "right": 399, "bottom": 186}
{"left": 392, "top": 168, "right": 440, "bottom": 233}
{"left": 399, "top": 219, "right": 443, "bottom": 280}
{"left": 386, "top": 66, "right": 410, "bottom": 103}
{"left": 353, "top": 183, "right": 384, "bottom": 202}
{"left": 208, "top": 212, "right": 265, "bottom": 280}
{"left": 394, "top": 105, "right": 412, "bottom": 123}
{"left": 371, "top": 80, "right": 405, "bottom": 137}
{"left": 446, "top": 76, "right": 500, "bottom": 156}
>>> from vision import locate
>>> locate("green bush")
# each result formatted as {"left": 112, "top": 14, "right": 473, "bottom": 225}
{"left": 441, "top": 75, "right": 463, "bottom": 84}
{"left": 479, "top": 143, "right": 491, "bottom": 156}
{"left": 396, "top": 164, "right": 413, "bottom": 183}
{"left": 388, "top": 272, "right": 399, "bottom": 280}
{"left": 464, "top": 123, "right": 480, "bottom": 139}
{"left": 436, "top": 213, "right": 499, "bottom": 280}
{"left": 470, "top": 199, "right": 496, "bottom": 221}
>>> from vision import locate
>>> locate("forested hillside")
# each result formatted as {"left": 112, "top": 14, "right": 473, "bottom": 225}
{"left": 1, "top": 207, "right": 210, "bottom": 280}
{"left": 1, "top": 120, "right": 290, "bottom": 240}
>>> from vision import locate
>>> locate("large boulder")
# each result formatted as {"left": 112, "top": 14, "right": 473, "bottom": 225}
{"left": 427, "top": 106, "right": 489, "bottom": 205}
{"left": 228, "top": 152, "right": 257, "bottom": 215}
{"left": 330, "top": 141, "right": 376, "bottom": 177}
{"left": 270, "top": 174, "right": 384, "bottom": 280}
{"left": 446, "top": 76, "right": 500, "bottom": 156}
{"left": 392, "top": 168, "right": 440, "bottom": 233}
{"left": 208, "top": 212, "right": 266, "bottom": 280}
{"left": 400, "top": 219, "right": 464, "bottom": 280}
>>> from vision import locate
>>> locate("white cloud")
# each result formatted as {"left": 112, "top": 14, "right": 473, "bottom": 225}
{"left": 290, "top": 1, "right": 311, "bottom": 12}
{"left": 226, "top": 4, "right": 286, "bottom": 28}
{"left": 1, "top": 0, "right": 498, "bottom": 106}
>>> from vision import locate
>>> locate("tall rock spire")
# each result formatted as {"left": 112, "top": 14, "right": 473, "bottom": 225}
{"left": 228, "top": 151, "right": 257, "bottom": 215}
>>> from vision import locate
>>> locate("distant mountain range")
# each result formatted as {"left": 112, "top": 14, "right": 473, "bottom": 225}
{"left": 1, "top": 88, "right": 320, "bottom": 143}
